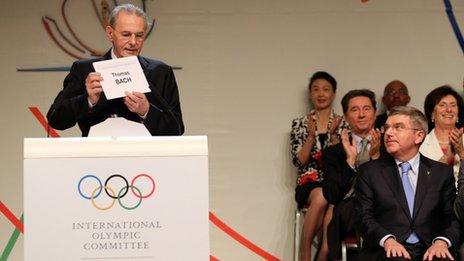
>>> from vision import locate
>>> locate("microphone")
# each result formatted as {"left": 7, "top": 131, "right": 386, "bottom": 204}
{"left": 149, "top": 89, "right": 182, "bottom": 136}
{"left": 141, "top": 64, "right": 182, "bottom": 135}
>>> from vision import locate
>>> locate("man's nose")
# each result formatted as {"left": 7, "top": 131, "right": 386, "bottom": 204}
{"left": 129, "top": 35, "right": 137, "bottom": 45}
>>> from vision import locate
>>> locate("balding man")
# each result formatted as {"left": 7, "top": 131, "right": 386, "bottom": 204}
{"left": 375, "top": 80, "right": 410, "bottom": 129}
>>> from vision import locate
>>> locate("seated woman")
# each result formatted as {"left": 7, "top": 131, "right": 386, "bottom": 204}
{"left": 420, "top": 85, "right": 464, "bottom": 183}
{"left": 290, "top": 71, "right": 345, "bottom": 261}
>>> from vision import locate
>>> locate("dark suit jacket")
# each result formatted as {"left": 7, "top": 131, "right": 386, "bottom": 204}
{"left": 322, "top": 140, "right": 388, "bottom": 205}
{"left": 454, "top": 166, "right": 464, "bottom": 222}
{"left": 47, "top": 51, "right": 184, "bottom": 136}
{"left": 322, "top": 140, "right": 388, "bottom": 260}
{"left": 355, "top": 155, "right": 460, "bottom": 251}
{"left": 322, "top": 143, "right": 357, "bottom": 205}
{"left": 374, "top": 113, "right": 387, "bottom": 129}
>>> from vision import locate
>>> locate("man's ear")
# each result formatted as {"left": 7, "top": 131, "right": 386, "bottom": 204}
{"left": 105, "top": 26, "right": 113, "bottom": 41}
{"left": 415, "top": 130, "right": 425, "bottom": 145}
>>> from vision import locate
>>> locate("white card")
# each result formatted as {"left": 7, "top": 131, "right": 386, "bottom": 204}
{"left": 93, "top": 56, "right": 151, "bottom": 100}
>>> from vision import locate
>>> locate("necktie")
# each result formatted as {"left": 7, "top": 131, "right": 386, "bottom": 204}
{"left": 345, "top": 138, "right": 370, "bottom": 199}
{"left": 355, "top": 138, "right": 370, "bottom": 166}
{"left": 400, "top": 162, "right": 419, "bottom": 243}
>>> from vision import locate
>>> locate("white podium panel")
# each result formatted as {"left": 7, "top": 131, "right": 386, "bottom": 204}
{"left": 24, "top": 136, "right": 209, "bottom": 261}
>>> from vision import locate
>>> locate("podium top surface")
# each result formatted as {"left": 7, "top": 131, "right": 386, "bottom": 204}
{"left": 24, "top": 136, "right": 208, "bottom": 158}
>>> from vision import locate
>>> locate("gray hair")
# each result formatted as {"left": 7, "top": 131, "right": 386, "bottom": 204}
{"left": 109, "top": 4, "right": 149, "bottom": 30}
{"left": 388, "top": 106, "right": 428, "bottom": 134}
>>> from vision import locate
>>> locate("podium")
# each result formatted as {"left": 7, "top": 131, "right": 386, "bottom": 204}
{"left": 23, "top": 136, "right": 209, "bottom": 261}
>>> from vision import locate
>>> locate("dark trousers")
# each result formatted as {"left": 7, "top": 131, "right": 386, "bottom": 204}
{"left": 327, "top": 198, "right": 357, "bottom": 261}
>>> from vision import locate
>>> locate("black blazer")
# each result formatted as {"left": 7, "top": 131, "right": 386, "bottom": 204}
{"left": 374, "top": 113, "right": 387, "bottom": 129}
{"left": 322, "top": 139, "right": 388, "bottom": 205}
{"left": 47, "top": 51, "right": 184, "bottom": 136}
{"left": 354, "top": 155, "right": 460, "bottom": 249}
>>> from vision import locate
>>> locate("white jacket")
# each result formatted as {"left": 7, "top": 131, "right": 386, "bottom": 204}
{"left": 419, "top": 128, "right": 461, "bottom": 183}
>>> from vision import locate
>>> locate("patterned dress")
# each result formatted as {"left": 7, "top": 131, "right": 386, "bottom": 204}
{"left": 290, "top": 110, "right": 346, "bottom": 208}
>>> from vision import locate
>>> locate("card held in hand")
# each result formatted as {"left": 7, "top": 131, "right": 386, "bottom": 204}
{"left": 93, "top": 56, "right": 151, "bottom": 100}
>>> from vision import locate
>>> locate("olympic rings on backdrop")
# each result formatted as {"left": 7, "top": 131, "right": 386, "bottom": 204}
{"left": 131, "top": 174, "right": 156, "bottom": 199}
{"left": 91, "top": 185, "right": 116, "bottom": 211}
{"left": 119, "top": 185, "right": 143, "bottom": 210}
{"left": 78, "top": 174, "right": 156, "bottom": 210}
{"left": 105, "top": 174, "right": 128, "bottom": 199}
{"left": 78, "top": 175, "right": 102, "bottom": 199}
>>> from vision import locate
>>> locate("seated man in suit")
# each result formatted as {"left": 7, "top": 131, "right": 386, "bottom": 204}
{"left": 355, "top": 106, "right": 460, "bottom": 261}
{"left": 322, "top": 89, "right": 384, "bottom": 260}
{"left": 375, "top": 80, "right": 410, "bottom": 129}
{"left": 454, "top": 156, "right": 464, "bottom": 222}
{"left": 47, "top": 4, "right": 184, "bottom": 136}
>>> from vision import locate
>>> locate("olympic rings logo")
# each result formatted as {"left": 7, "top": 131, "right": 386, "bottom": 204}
{"left": 78, "top": 174, "right": 156, "bottom": 210}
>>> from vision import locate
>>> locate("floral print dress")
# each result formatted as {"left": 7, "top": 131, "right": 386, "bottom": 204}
{"left": 290, "top": 110, "right": 346, "bottom": 207}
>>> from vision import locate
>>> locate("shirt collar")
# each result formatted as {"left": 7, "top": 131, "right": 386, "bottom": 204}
{"left": 395, "top": 152, "right": 420, "bottom": 175}
{"left": 110, "top": 48, "right": 117, "bottom": 59}
{"left": 351, "top": 133, "right": 371, "bottom": 144}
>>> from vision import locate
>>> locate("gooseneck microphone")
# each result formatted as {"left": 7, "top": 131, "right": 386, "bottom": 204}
{"left": 149, "top": 89, "right": 182, "bottom": 136}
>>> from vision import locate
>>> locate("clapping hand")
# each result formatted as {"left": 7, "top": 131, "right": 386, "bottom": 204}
{"left": 369, "top": 128, "right": 381, "bottom": 160}
{"left": 341, "top": 129, "right": 357, "bottom": 167}
{"left": 450, "top": 127, "right": 464, "bottom": 159}
{"left": 328, "top": 115, "right": 343, "bottom": 145}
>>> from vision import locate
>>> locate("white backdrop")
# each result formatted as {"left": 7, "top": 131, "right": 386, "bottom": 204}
{"left": 0, "top": 0, "right": 463, "bottom": 260}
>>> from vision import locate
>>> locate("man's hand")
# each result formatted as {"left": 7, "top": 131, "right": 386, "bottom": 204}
{"left": 85, "top": 72, "right": 104, "bottom": 105}
{"left": 423, "top": 240, "right": 454, "bottom": 261}
{"left": 384, "top": 237, "right": 411, "bottom": 259}
{"left": 341, "top": 129, "right": 357, "bottom": 167}
{"left": 124, "top": 91, "right": 149, "bottom": 117}
{"left": 369, "top": 128, "right": 382, "bottom": 160}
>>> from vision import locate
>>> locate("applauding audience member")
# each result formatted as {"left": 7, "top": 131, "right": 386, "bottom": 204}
{"left": 420, "top": 85, "right": 464, "bottom": 182}
{"left": 322, "top": 89, "right": 385, "bottom": 260}
{"left": 290, "top": 71, "right": 345, "bottom": 261}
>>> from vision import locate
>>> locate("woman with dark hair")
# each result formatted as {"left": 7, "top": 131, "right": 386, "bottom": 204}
{"left": 420, "top": 85, "right": 464, "bottom": 182}
{"left": 290, "top": 71, "right": 346, "bottom": 261}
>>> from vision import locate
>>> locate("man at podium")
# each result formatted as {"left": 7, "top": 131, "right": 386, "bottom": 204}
{"left": 47, "top": 4, "right": 184, "bottom": 136}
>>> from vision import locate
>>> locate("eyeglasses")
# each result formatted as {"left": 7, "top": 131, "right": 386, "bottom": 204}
{"left": 384, "top": 89, "right": 408, "bottom": 96}
{"left": 382, "top": 123, "right": 421, "bottom": 133}
{"left": 114, "top": 29, "right": 145, "bottom": 41}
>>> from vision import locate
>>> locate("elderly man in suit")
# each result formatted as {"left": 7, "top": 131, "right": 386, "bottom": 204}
{"left": 355, "top": 106, "right": 460, "bottom": 261}
{"left": 47, "top": 4, "right": 184, "bottom": 136}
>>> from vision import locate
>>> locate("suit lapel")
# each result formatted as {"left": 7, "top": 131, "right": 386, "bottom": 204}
{"left": 103, "top": 50, "right": 112, "bottom": 60}
{"left": 412, "top": 155, "right": 432, "bottom": 219}
{"left": 137, "top": 56, "right": 150, "bottom": 75}
{"left": 381, "top": 158, "right": 411, "bottom": 219}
